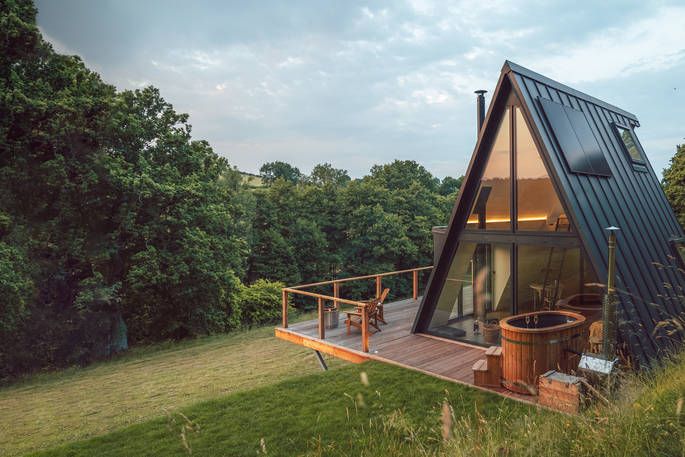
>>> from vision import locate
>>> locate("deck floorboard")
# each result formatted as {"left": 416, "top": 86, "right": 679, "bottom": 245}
{"left": 278, "top": 297, "right": 536, "bottom": 405}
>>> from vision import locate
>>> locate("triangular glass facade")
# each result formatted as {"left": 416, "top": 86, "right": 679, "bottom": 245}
{"left": 466, "top": 108, "right": 511, "bottom": 230}
{"left": 419, "top": 106, "right": 597, "bottom": 346}
{"left": 516, "top": 109, "right": 570, "bottom": 232}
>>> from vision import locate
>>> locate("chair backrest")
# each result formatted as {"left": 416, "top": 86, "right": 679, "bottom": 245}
{"left": 378, "top": 288, "right": 390, "bottom": 304}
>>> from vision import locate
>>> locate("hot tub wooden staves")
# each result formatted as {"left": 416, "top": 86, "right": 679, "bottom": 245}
{"left": 500, "top": 311, "right": 588, "bottom": 395}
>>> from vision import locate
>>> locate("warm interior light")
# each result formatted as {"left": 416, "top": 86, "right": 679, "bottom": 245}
{"left": 466, "top": 215, "right": 551, "bottom": 224}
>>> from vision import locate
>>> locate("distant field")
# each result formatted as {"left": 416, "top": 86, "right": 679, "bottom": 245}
{"left": 0, "top": 323, "right": 343, "bottom": 456}
{"left": 240, "top": 171, "right": 264, "bottom": 187}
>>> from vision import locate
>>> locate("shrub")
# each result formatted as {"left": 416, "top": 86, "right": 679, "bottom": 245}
{"left": 236, "top": 279, "right": 284, "bottom": 327}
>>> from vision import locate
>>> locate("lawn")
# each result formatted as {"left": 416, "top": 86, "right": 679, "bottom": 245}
{"left": 27, "top": 362, "right": 534, "bottom": 457}
{"left": 0, "top": 323, "right": 344, "bottom": 456}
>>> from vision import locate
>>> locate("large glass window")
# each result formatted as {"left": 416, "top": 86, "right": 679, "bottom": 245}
{"left": 428, "top": 242, "right": 512, "bottom": 345}
{"left": 421, "top": 104, "right": 601, "bottom": 346}
{"left": 517, "top": 245, "right": 598, "bottom": 314}
{"left": 516, "top": 109, "right": 570, "bottom": 232}
{"left": 466, "top": 108, "right": 511, "bottom": 230}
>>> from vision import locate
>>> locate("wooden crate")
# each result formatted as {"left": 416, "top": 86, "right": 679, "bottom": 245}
{"left": 538, "top": 370, "right": 585, "bottom": 414}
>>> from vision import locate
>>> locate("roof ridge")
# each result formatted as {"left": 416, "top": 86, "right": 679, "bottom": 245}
{"left": 502, "top": 60, "right": 639, "bottom": 123}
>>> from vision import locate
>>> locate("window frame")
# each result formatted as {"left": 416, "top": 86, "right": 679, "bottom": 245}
{"left": 612, "top": 121, "right": 647, "bottom": 169}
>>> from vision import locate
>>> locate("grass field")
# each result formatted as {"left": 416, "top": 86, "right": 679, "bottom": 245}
{"left": 0, "top": 323, "right": 343, "bottom": 456}
{"left": 27, "top": 362, "right": 533, "bottom": 457}
{"left": 5, "top": 318, "right": 684, "bottom": 457}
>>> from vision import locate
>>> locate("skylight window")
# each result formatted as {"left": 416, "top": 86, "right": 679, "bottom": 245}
{"left": 613, "top": 123, "right": 645, "bottom": 165}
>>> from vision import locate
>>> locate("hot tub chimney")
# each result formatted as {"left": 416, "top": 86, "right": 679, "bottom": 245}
{"left": 475, "top": 90, "right": 487, "bottom": 135}
{"left": 603, "top": 226, "right": 620, "bottom": 360}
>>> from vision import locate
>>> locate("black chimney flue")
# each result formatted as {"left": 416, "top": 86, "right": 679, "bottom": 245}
{"left": 475, "top": 90, "right": 487, "bottom": 135}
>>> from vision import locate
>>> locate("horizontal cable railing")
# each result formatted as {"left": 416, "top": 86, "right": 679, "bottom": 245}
{"left": 281, "top": 266, "right": 432, "bottom": 352}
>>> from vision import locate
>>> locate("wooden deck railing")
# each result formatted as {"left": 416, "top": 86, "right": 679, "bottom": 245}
{"left": 281, "top": 266, "right": 432, "bottom": 352}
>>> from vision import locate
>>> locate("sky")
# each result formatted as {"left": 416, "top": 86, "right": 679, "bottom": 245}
{"left": 35, "top": 0, "right": 684, "bottom": 179}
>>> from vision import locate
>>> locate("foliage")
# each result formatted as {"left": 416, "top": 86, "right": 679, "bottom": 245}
{"left": 439, "top": 175, "right": 463, "bottom": 196}
{"left": 0, "top": 0, "right": 250, "bottom": 378}
{"left": 259, "top": 160, "right": 303, "bottom": 184}
{"left": 0, "top": 0, "right": 463, "bottom": 378}
{"left": 663, "top": 144, "right": 685, "bottom": 227}
{"left": 247, "top": 160, "right": 458, "bottom": 303}
{"left": 235, "top": 279, "right": 284, "bottom": 327}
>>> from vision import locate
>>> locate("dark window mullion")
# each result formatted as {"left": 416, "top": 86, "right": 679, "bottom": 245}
{"left": 511, "top": 107, "right": 519, "bottom": 312}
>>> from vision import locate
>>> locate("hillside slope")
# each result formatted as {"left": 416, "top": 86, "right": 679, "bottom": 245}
{"left": 0, "top": 325, "right": 343, "bottom": 456}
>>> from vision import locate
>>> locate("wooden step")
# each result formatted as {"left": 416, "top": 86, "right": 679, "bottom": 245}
{"left": 472, "top": 358, "right": 500, "bottom": 388}
{"left": 472, "top": 359, "right": 489, "bottom": 387}
{"left": 472, "top": 359, "right": 487, "bottom": 371}
{"left": 485, "top": 346, "right": 502, "bottom": 381}
{"left": 485, "top": 345, "right": 502, "bottom": 357}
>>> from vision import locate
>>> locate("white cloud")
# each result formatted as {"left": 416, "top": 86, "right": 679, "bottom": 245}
{"left": 530, "top": 6, "right": 685, "bottom": 83}
{"left": 277, "top": 56, "right": 304, "bottom": 68}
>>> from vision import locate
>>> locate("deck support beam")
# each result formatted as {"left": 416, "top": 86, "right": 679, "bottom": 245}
{"left": 412, "top": 270, "right": 418, "bottom": 300}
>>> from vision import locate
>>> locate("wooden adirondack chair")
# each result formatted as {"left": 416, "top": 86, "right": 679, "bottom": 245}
{"left": 345, "top": 288, "right": 390, "bottom": 335}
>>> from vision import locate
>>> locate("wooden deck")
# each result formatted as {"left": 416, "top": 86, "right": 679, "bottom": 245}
{"left": 275, "top": 297, "right": 536, "bottom": 404}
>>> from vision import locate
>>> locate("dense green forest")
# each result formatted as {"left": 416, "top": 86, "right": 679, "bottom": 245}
{"left": 0, "top": 1, "right": 458, "bottom": 380}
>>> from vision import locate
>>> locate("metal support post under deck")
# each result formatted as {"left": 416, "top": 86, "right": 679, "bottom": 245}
{"left": 313, "top": 350, "right": 328, "bottom": 371}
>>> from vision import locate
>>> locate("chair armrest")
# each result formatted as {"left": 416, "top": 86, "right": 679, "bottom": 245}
{"left": 345, "top": 310, "right": 362, "bottom": 317}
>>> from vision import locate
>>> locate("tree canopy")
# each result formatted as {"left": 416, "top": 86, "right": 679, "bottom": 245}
{"left": 663, "top": 144, "right": 685, "bottom": 227}
{"left": 0, "top": 0, "right": 463, "bottom": 380}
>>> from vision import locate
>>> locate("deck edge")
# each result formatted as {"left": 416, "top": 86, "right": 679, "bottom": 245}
{"left": 274, "top": 327, "right": 370, "bottom": 364}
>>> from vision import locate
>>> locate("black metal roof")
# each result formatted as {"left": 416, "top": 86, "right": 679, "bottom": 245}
{"left": 413, "top": 61, "right": 685, "bottom": 366}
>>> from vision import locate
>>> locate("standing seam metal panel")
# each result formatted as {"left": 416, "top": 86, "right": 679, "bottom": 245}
{"left": 515, "top": 68, "right": 685, "bottom": 363}
{"left": 517, "top": 75, "right": 658, "bottom": 362}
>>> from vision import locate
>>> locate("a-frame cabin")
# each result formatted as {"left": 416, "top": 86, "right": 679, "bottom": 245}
{"left": 412, "top": 61, "right": 685, "bottom": 367}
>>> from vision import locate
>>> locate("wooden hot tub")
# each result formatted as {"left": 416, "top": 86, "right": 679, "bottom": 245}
{"left": 556, "top": 293, "right": 603, "bottom": 324}
{"left": 500, "top": 311, "right": 587, "bottom": 395}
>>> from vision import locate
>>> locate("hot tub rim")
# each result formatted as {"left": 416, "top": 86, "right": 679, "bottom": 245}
{"left": 556, "top": 293, "right": 603, "bottom": 313}
{"left": 499, "top": 310, "right": 586, "bottom": 334}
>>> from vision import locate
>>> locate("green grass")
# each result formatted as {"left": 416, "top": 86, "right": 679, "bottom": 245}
{"left": 27, "top": 362, "right": 534, "bottom": 457}
{"left": 0, "top": 320, "right": 344, "bottom": 456}
{"left": 7, "top": 314, "right": 684, "bottom": 457}
{"left": 338, "top": 355, "right": 685, "bottom": 457}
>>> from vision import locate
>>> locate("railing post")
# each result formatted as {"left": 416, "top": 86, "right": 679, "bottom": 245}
{"left": 412, "top": 270, "right": 418, "bottom": 300}
{"left": 333, "top": 282, "right": 340, "bottom": 310}
{"left": 282, "top": 289, "right": 288, "bottom": 328}
{"left": 375, "top": 275, "right": 381, "bottom": 299}
{"left": 361, "top": 304, "right": 369, "bottom": 353}
{"left": 318, "top": 297, "right": 325, "bottom": 340}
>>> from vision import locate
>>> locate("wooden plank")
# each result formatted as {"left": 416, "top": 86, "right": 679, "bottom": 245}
{"left": 317, "top": 297, "right": 324, "bottom": 340}
{"left": 282, "top": 290, "right": 288, "bottom": 328}
{"left": 274, "top": 328, "right": 369, "bottom": 363}
{"left": 275, "top": 297, "right": 542, "bottom": 407}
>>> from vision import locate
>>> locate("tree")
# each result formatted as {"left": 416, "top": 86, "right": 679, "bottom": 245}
{"left": 0, "top": 0, "right": 251, "bottom": 378}
{"left": 663, "top": 144, "right": 685, "bottom": 227}
{"left": 308, "top": 163, "right": 350, "bottom": 187}
{"left": 259, "top": 161, "right": 302, "bottom": 184}
{"left": 439, "top": 176, "right": 464, "bottom": 196}
{"left": 370, "top": 160, "right": 440, "bottom": 192}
